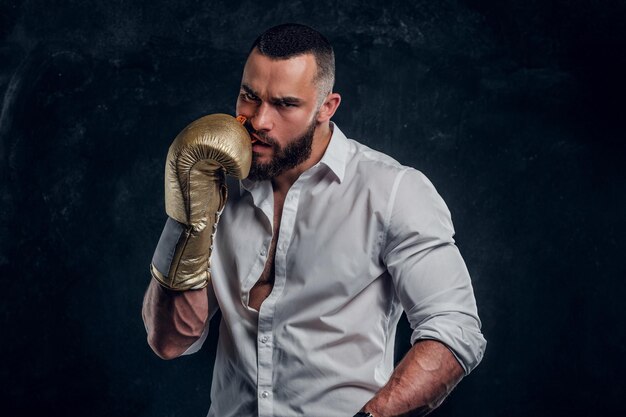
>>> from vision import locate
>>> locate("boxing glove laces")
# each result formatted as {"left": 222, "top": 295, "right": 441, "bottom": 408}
{"left": 150, "top": 114, "right": 251, "bottom": 290}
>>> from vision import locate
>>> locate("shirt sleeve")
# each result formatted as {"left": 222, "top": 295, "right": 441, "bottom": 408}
{"left": 382, "top": 168, "right": 486, "bottom": 374}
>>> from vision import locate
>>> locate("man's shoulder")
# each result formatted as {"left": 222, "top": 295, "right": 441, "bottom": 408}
{"left": 343, "top": 137, "right": 413, "bottom": 182}
{"left": 340, "top": 136, "right": 440, "bottom": 206}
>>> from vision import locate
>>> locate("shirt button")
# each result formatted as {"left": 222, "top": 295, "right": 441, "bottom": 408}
{"left": 260, "top": 391, "right": 270, "bottom": 399}
{"left": 260, "top": 248, "right": 266, "bottom": 256}
{"left": 260, "top": 335, "right": 269, "bottom": 344}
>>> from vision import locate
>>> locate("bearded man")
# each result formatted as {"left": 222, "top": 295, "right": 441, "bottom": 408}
{"left": 142, "top": 23, "right": 486, "bottom": 417}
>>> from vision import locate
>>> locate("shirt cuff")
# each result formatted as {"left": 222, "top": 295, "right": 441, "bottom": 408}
{"left": 410, "top": 314, "right": 487, "bottom": 375}
{"left": 151, "top": 217, "right": 186, "bottom": 277}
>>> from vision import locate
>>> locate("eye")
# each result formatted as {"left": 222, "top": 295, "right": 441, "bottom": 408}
{"left": 240, "top": 92, "right": 259, "bottom": 102}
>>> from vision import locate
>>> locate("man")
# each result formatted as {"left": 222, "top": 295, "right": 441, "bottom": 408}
{"left": 143, "top": 24, "right": 486, "bottom": 417}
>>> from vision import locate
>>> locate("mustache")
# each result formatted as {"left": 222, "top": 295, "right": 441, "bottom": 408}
{"left": 243, "top": 120, "right": 275, "bottom": 145}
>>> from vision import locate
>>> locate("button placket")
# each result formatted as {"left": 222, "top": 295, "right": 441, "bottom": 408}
{"left": 256, "top": 182, "right": 303, "bottom": 416}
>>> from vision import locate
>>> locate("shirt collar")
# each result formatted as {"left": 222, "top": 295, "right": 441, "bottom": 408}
{"left": 319, "top": 121, "right": 348, "bottom": 183}
{"left": 240, "top": 121, "right": 349, "bottom": 195}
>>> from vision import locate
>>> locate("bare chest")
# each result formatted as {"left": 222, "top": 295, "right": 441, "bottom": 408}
{"left": 247, "top": 191, "right": 284, "bottom": 311}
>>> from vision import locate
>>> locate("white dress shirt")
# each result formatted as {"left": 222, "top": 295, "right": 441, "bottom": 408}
{"left": 153, "top": 123, "right": 486, "bottom": 417}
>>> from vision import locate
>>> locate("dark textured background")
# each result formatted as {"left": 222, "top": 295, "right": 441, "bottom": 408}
{"left": 1, "top": 0, "right": 625, "bottom": 416}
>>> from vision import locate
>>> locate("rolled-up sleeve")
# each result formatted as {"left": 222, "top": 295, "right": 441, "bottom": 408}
{"left": 383, "top": 168, "right": 486, "bottom": 374}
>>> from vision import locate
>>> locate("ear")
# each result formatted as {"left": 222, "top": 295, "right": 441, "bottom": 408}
{"left": 316, "top": 93, "right": 341, "bottom": 123}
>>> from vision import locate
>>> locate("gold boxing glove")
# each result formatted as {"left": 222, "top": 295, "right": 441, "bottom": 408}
{"left": 150, "top": 114, "right": 251, "bottom": 290}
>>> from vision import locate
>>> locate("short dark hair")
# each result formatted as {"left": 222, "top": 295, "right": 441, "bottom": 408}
{"left": 250, "top": 23, "right": 335, "bottom": 102}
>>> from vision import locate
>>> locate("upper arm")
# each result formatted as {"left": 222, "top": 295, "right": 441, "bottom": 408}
{"left": 383, "top": 169, "right": 486, "bottom": 374}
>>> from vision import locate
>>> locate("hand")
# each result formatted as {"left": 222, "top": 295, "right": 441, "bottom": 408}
{"left": 151, "top": 114, "right": 251, "bottom": 290}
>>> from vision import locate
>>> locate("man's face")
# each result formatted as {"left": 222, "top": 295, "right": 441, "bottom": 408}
{"left": 236, "top": 49, "right": 323, "bottom": 180}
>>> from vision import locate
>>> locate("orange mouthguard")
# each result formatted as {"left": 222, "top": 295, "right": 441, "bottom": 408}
{"left": 236, "top": 115, "right": 258, "bottom": 144}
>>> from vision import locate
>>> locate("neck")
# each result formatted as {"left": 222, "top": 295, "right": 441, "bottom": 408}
{"left": 272, "top": 122, "right": 332, "bottom": 195}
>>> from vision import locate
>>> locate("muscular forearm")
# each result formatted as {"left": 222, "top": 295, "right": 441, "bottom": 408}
{"left": 361, "top": 340, "right": 464, "bottom": 417}
{"left": 141, "top": 279, "right": 209, "bottom": 360}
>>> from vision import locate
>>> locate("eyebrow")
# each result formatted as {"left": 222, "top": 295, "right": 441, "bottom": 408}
{"left": 241, "top": 84, "right": 304, "bottom": 105}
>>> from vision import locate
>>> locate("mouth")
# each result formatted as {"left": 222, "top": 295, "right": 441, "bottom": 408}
{"left": 250, "top": 132, "right": 271, "bottom": 147}
{"left": 236, "top": 115, "right": 272, "bottom": 149}
{"left": 236, "top": 115, "right": 263, "bottom": 145}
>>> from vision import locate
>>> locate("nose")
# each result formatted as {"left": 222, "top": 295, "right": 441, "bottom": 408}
{"left": 250, "top": 102, "right": 273, "bottom": 133}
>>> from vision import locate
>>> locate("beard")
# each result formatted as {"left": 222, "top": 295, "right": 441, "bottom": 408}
{"left": 245, "top": 117, "right": 317, "bottom": 181}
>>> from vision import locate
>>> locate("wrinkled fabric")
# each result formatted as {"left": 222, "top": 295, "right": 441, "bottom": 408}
{"left": 157, "top": 123, "right": 486, "bottom": 417}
